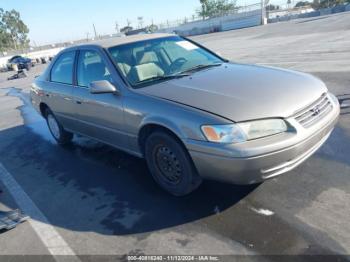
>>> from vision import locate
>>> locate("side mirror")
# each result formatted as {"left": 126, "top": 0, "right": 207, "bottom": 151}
{"left": 89, "top": 80, "right": 119, "bottom": 95}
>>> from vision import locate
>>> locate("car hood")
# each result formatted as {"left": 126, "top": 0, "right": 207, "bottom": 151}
{"left": 137, "top": 63, "right": 328, "bottom": 122}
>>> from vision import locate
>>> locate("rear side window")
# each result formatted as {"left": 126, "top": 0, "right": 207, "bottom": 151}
{"left": 77, "top": 50, "right": 111, "bottom": 87}
{"left": 51, "top": 51, "right": 76, "bottom": 85}
{"left": 10, "top": 57, "right": 18, "bottom": 62}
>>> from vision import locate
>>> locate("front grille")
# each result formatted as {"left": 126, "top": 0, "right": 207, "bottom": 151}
{"left": 294, "top": 93, "right": 333, "bottom": 128}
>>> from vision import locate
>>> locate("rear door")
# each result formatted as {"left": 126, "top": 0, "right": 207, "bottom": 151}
{"left": 45, "top": 50, "right": 78, "bottom": 130}
{"left": 72, "top": 48, "right": 128, "bottom": 149}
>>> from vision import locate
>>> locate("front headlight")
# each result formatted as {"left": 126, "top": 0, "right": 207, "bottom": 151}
{"left": 237, "top": 119, "right": 287, "bottom": 140}
{"left": 201, "top": 119, "right": 287, "bottom": 144}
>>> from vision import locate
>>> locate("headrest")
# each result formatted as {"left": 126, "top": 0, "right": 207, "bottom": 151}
{"left": 85, "top": 62, "right": 106, "bottom": 83}
{"left": 136, "top": 51, "right": 158, "bottom": 65}
{"left": 86, "top": 63, "right": 105, "bottom": 76}
{"left": 116, "top": 50, "right": 133, "bottom": 65}
{"left": 128, "top": 63, "right": 164, "bottom": 84}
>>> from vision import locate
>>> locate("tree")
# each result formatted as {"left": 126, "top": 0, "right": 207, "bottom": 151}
{"left": 147, "top": 24, "right": 158, "bottom": 33}
{"left": 199, "top": 0, "right": 209, "bottom": 19}
{"left": 120, "top": 26, "right": 133, "bottom": 33}
{"left": 0, "top": 9, "right": 12, "bottom": 51}
{"left": 266, "top": 4, "right": 280, "bottom": 10}
{"left": 311, "top": 0, "right": 321, "bottom": 8}
{"left": 312, "top": 0, "right": 349, "bottom": 8}
{"left": 198, "top": 0, "right": 237, "bottom": 19}
{"left": 295, "top": 1, "right": 311, "bottom": 7}
{"left": 0, "top": 9, "right": 29, "bottom": 51}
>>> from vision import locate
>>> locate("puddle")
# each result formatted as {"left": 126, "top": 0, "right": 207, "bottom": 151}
{"left": 5, "top": 87, "right": 106, "bottom": 148}
{"left": 6, "top": 88, "right": 55, "bottom": 143}
{"left": 4, "top": 87, "right": 147, "bottom": 232}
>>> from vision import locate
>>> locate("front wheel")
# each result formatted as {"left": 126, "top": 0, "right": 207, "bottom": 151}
{"left": 145, "top": 131, "right": 202, "bottom": 196}
{"left": 45, "top": 108, "right": 73, "bottom": 145}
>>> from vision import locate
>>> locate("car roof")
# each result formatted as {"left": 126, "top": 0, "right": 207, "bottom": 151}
{"left": 77, "top": 33, "right": 176, "bottom": 49}
{"left": 10, "top": 55, "right": 22, "bottom": 60}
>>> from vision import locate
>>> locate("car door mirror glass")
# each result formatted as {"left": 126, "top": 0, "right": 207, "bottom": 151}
{"left": 89, "top": 80, "right": 119, "bottom": 95}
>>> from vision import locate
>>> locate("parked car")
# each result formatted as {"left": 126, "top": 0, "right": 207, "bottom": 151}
{"left": 30, "top": 34, "right": 340, "bottom": 196}
{"left": 40, "top": 57, "right": 47, "bottom": 64}
{"left": 7, "top": 56, "right": 32, "bottom": 71}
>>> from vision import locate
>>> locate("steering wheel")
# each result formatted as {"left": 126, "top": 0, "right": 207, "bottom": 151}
{"left": 169, "top": 57, "right": 188, "bottom": 73}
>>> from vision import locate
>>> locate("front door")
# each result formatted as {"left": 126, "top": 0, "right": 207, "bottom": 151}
{"left": 72, "top": 49, "right": 128, "bottom": 149}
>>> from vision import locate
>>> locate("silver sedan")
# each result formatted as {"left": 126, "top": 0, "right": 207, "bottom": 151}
{"left": 30, "top": 34, "right": 340, "bottom": 195}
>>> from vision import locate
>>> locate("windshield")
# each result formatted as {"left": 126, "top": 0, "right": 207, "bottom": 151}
{"left": 108, "top": 36, "right": 223, "bottom": 87}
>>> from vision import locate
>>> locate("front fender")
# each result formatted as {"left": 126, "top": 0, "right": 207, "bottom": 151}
{"left": 123, "top": 91, "right": 233, "bottom": 155}
{"left": 139, "top": 115, "right": 187, "bottom": 140}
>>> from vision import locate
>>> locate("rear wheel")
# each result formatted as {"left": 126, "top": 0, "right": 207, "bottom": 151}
{"left": 145, "top": 131, "right": 202, "bottom": 196}
{"left": 45, "top": 108, "right": 73, "bottom": 145}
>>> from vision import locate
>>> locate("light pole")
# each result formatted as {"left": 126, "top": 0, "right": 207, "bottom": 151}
{"left": 93, "top": 23, "right": 97, "bottom": 39}
{"left": 261, "top": 0, "right": 267, "bottom": 25}
{"left": 115, "top": 21, "right": 119, "bottom": 33}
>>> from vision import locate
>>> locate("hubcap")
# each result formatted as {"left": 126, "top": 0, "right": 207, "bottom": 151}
{"left": 47, "top": 114, "right": 60, "bottom": 139}
{"left": 155, "top": 146, "right": 182, "bottom": 185}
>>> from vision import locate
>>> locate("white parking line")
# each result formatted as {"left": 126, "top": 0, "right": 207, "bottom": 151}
{"left": 256, "top": 59, "right": 349, "bottom": 65}
{"left": 0, "top": 163, "right": 79, "bottom": 260}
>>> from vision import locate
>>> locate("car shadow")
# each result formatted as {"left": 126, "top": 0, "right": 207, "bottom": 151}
{"left": 0, "top": 124, "right": 259, "bottom": 236}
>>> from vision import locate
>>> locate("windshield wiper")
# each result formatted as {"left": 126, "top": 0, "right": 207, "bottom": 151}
{"left": 179, "top": 63, "right": 222, "bottom": 74}
{"left": 134, "top": 73, "right": 190, "bottom": 86}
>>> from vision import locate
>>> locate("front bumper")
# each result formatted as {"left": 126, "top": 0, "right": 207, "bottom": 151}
{"left": 185, "top": 94, "right": 340, "bottom": 184}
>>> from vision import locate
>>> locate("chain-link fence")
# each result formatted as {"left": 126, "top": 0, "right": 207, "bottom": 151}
{"left": 156, "top": 3, "right": 262, "bottom": 30}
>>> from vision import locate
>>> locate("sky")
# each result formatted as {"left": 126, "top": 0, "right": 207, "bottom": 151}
{"left": 0, "top": 0, "right": 203, "bottom": 45}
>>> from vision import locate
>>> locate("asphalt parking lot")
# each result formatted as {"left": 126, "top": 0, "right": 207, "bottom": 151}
{"left": 0, "top": 12, "right": 349, "bottom": 261}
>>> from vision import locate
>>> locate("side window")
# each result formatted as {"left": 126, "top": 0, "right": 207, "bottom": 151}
{"left": 77, "top": 50, "right": 111, "bottom": 87}
{"left": 51, "top": 51, "right": 75, "bottom": 85}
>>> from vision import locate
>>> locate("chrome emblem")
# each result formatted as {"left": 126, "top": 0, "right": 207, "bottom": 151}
{"left": 311, "top": 106, "right": 321, "bottom": 116}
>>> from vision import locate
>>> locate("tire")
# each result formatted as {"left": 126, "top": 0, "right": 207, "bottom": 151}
{"left": 145, "top": 131, "right": 202, "bottom": 196}
{"left": 45, "top": 108, "right": 73, "bottom": 145}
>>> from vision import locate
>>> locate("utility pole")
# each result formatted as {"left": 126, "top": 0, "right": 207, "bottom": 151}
{"left": 93, "top": 23, "right": 97, "bottom": 39}
{"left": 261, "top": 0, "right": 267, "bottom": 25}
{"left": 115, "top": 21, "right": 119, "bottom": 33}
{"left": 86, "top": 32, "right": 90, "bottom": 42}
